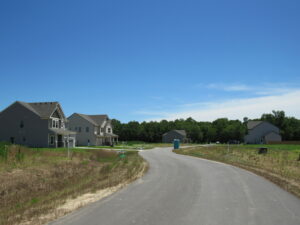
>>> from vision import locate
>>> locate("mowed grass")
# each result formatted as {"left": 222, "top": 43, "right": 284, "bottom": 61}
{"left": 0, "top": 143, "right": 146, "bottom": 225}
{"left": 174, "top": 144, "right": 300, "bottom": 198}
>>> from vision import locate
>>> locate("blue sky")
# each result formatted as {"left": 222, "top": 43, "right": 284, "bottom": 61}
{"left": 1, "top": 0, "right": 300, "bottom": 122}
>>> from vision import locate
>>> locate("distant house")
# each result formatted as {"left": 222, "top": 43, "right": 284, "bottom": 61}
{"left": 162, "top": 130, "right": 188, "bottom": 143}
{"left": 0, "top": 101, "right": 76, "bottom": 148}
{"left": 244, "top": 121, "right": 282, "bottom": 144}
{"left": 67, "top": 113, "right": 118, "bottom": 146}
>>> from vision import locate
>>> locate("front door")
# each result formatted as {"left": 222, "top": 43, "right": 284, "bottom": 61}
{"left": 57, "top": 135, "right": 63, "bottom": 147}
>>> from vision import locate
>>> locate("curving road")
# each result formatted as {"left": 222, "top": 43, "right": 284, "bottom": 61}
{"left": 49, "top": 147, "right": 300, "bottom": 225}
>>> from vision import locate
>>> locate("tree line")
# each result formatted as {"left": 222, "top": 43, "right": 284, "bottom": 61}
{"left": 111, "top": 111, "right": 300, "bottom": 143}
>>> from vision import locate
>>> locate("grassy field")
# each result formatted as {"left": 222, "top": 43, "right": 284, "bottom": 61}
{"left": 0, "top": 143, "right": 146, "bottom": 225}
{"left": 174, "top": 144, "right": 300, "bottom": 198}
{"left": 81, "top": 141, "right": 198, "bottom": 150}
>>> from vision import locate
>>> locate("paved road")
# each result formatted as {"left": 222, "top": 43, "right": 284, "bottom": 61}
{"left": 50, "top": 147, "right": 300, "bottom": 225}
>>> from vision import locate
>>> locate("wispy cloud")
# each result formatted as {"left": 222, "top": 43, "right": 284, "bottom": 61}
{"left": 140, "top": 88, "right": 300, "bottom": 122}
{"left": 205, "top": 82, "right": 298, "bottom": 96}
{"left": 207, "top": 83, "right": 251, "bottom": 91}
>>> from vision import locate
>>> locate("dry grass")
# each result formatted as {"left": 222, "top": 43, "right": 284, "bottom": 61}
{"left": 174, "top": 145, "right": 300, "bottom": 198}
{"left": 0, "top": 144, "right": 146, "bottom": 225}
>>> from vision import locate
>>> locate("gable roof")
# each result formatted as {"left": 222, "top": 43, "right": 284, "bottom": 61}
{"left": 247, "top": 120, "right": 280, "bottom": 132}
{"left": 17, "top": 101, "right": 65, "bottom": 119}
{"left": 89, "top": 115, "right": 109, "bottom": 125}
{"left": 247, "top": 121, "right": 263, "bottom": 130}
{"left": 75, "top": 113, "right": 109, "bottom": 126}
{"left": 264, "top": 131, "right": 281, "bottom": 137}
{"left": 175, "top": 130, "right": 187, "bottom": 136}
{"left": 163, "top": 130, "right": 187, "bottom": 136}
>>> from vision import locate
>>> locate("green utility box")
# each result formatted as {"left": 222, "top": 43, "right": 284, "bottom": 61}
{"left": 173, "top": 139, "right": 180, "bottom": 149}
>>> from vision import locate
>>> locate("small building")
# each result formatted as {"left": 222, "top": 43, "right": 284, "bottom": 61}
{"left": 67, "top": 113, "right": 118, "bottom": 146}
{"left": 162, "top": 130, "right": 188, "bottom": 143}
{"left": 244, "top": 121, "right": 282, "bottom": 144}
{"left": 0, "top": 101, "right": 76, "bottom": 148}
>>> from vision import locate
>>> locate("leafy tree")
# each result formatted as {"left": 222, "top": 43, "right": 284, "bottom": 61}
{"left": 111, "top": 110, "right": 300, "bottom": 143}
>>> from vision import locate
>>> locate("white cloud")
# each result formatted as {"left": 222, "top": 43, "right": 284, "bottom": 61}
{"left": 207, "top": 83, "right": 251, "bottom": 91}
{"left": 205, "top": 82, "right": 297, "bottom": 95}
{"left": 143, "top": 89, "right": 300, "bottom": 122}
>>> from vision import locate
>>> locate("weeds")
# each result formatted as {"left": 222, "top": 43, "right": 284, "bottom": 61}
{"left": 0, "top": 144, "right": 145, "bottom": 225}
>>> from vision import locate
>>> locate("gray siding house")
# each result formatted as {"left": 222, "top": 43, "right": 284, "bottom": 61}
{"left": 67, "top": 113, "right": 118, "bottom": 146}
{"left": 162, "top": 130, "right": 188, "bottom": 143}
{"left": 0, "top": 101, "right": 76, "bottom": 148}
{"left": 244, "top": 121, "right": 282, "bottom": 144}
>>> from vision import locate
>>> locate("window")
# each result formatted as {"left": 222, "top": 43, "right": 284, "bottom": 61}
{"left": 22, "top": 137, "right": 26, "bottom": 142}
{"left": 78, "top": 127, "right": 82, "bottom": 133}
{"left": 20, "top": 121, "right": 24, "bottom": 128}
{"left": 86, "top": 127, "right": 89, "bottom": 132}
{"left": 101, "top": 128, "right": 104, "bottom": 133}
{"left": 52, "top": 120, "right": 56, "bottom": 128}
{"left": 50, "top": 135, "right": 55, "bottom": 145}
{"left": 108, "top": 128, "right": 111, "bottom": 133}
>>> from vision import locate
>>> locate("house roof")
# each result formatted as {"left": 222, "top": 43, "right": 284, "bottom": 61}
{"left": 49, "top": 128, "right": 76, "bottom": 135}
{"left": 96, "top": 133, "right": 118, "bottom": 138}
{"left": 264, "top": 131, "right": 281, "bottom": 137}
{"left": 76, "top": 113, "right": 109, "bottom": 126}
{"left": 247, "top": 121, "right": 263, "bottom": 130}
{"left": 163, "top": 130, "right": 187, "bottom": 136}
{"left": 17, "top": 101, "right": 65, "bottom": 119}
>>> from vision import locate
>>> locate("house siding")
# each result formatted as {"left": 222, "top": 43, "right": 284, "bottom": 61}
{"left": 244, "top": 122, "right": 281, "bottom": 144}
{"left": 67, "top": 114, "right": 96, "bottom": 146}
{"left": 68, "top": 114, "right": 117, "bottom": 146}
{"left": 0, "top": 102, "right": 49, "bottom": 147}
{"left": 265, "top": 132, "right": 282, "bottom": 143}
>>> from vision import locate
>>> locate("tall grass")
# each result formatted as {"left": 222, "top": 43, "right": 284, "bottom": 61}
{"left": 0, "top": 144, "right": 146, "bottom": 225}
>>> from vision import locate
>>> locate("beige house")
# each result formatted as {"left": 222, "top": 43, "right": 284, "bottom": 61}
{"left": 0, "top": 101, "right": 76, "bottom": 148}
{"left": 67, "top": 113, "right": 118, "bottom": 146}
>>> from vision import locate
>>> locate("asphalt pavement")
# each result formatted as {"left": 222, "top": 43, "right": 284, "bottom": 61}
{"left": 49, "top": 147, "right": 300, "bottom": 225}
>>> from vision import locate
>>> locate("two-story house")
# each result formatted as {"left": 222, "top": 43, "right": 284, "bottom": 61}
{"left": 0, "top": 101, "right": 76, "bottom": 148}
{"left": 244, "top": 121, "right": 282, "bottom": 144}
{"left": 67, "top": 113, "right": 118, "bottom": 146}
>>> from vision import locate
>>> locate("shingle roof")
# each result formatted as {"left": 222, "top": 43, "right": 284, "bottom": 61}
{"left": 49, "top": 128, "right": 76, "bottom": 135}
{"left": 174, "top": 130, "right": 187, "bottom": 136}
{"left": 247, "top": 121, "right": 263, "bottom": 130}
{"left": 17, "top": 101, "right": 64, "bottom": 119}
{"left": 76, "top": 114, "right": 109, "bottom": 126}
{"left": 89, "top": 115, "right": 109, "bottom": 125}
{"left": 163, "top": 130, "right": 187, "bottom": 136}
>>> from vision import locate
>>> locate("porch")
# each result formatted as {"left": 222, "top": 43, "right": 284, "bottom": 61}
{"left": 96, "top": 133, "right": 118, "bottom": 146}
{"left": 49, "top": 128, "right": 76, "bottom": 148}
